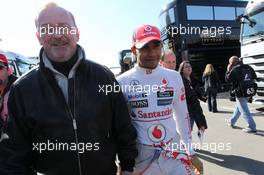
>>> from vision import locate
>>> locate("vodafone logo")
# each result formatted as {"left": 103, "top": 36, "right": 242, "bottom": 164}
{"left": 145, "top": 26, "right": 152, "bottom": 32}
{"left": 160, "top": 78, "right": 170, "bottom": 89}
{"left": 162, "top": 78, "right": 168, "bottom": 86}
{"left": 142, "top": 26, "right": 158, "bottom": 37}
{"left": 161, "top": 78, "right": 168, "bottom": 85}
{"left": 148, "top": 124, "right": 166, "bottom": 142}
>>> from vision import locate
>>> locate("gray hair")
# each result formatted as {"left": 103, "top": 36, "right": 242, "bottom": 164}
{"left": 161, "top": 49, "right": 176, "bottom": 61}
{"left": 35, "top": 2, "right": 77, "bottom": 28}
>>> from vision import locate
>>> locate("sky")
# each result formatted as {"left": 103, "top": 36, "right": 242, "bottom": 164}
{"left": 0, "top": 0, "right": 173, "bottom": 68}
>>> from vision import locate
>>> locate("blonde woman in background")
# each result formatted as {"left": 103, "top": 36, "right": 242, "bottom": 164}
{"left": 202, "top": 64, "right": 221, "bottom": 113}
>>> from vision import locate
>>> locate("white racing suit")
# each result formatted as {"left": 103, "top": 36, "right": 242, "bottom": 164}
{"left": 117, "top": 65, "right": 195, "bottom": 175}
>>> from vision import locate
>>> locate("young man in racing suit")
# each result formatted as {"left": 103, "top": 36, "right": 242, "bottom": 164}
{"left": 117, "top": 25, "right": 203, "bottom": 175}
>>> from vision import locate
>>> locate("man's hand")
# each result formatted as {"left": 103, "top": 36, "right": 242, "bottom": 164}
{"left": 191, "top": 155, "right": 203, "bottom": 174}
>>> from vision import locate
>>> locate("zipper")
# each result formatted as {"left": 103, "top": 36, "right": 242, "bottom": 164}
{"left": 44, "top": 68, "right": 83, "bottom": 174}
{"left": 64, "top": 77, "right": 82, "bottom": 175}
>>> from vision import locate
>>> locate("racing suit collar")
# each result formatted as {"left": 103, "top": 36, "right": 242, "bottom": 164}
{"left": 135, "top": 64, "right": 161, "bottom": 75}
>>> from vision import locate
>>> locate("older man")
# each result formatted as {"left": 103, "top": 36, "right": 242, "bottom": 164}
{"left": 160, "top": 49, "right": 177, "bottom": 70}
{"left": 0, "top": 3, "right": 137, "bottom": 175}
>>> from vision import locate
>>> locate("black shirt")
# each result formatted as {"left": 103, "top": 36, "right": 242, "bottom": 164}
{"left": 49, "top": 50, "right": 78, "bottom": 77}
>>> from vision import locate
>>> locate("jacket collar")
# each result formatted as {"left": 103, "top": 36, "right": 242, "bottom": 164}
{"left": 39, "top": 45, "right": 85, "bottom": 78}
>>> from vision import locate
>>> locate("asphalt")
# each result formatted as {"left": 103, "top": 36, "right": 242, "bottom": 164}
{"left": 193, "top": 92, "right": 264, "bottom": 175}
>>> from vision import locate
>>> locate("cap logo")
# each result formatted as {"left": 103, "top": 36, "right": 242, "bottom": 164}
{"left": 145, "top": 26, "right": 152, "bottom": 32}
{"left": 142, "top": 26, "right": 158, "bottom": 37}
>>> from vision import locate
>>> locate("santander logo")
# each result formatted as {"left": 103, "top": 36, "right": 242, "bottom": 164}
{"left": 148, "top": 124, "right": 166, "bottom": 142}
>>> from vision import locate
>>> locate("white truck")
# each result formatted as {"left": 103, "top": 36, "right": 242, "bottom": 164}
{"left": 239, "top": 0, "right": 264, "bottom": 105}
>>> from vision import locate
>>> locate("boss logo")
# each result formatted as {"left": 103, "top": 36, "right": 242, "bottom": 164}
{"left": 129, "top": 99, "right": 148, "bottom": 108}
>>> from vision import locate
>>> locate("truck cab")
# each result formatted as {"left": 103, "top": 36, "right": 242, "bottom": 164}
{"left": 1, "top": 51, "right": 38, "bottom": 77}
{"left": 239, "top": 0, "right": 264, "bottom": 104}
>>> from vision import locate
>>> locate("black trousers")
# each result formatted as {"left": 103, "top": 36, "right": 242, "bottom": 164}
{"left": 207, "top": 88, "right": 217, "bottom": 112}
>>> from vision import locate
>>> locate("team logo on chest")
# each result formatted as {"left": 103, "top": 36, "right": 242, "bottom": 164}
{"left": 159, "top": 77, "right": 174, "bottom": 91}
{"left": 161, "top": 78, "right": 168, "bottom": 86}
{"left": 148, "top": 124, "right": 166, "bottom": 142}
{"left": 130, "top": 80, "right": 140, "bottom": 86}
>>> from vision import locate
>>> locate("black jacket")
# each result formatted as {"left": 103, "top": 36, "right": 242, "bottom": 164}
{"left": 189, "top": 76, "right": 207, "bottom": 102}
{"left": 202, "top": 71, "right": 221, "bottom": 94}
{"left": 225, "top": 63, "right": 257, "bottom": 97}
{"left": 182, "top": 76, "right": 207, "bottom": 129}
{"left": 0, "top": 47, "right": 137, "bottom": 175}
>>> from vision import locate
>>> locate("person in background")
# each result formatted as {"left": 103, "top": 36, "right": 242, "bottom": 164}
{"left": 202, "top": 64, "right": 221, "bottom": 113}
{"left": 178, "top": 61, "right": 207, "bottom": 133}
{"left": 225, "top": 56, "right": 257, "bottom": 133}
{"left": 160, "top": 49, "right": 176, "bottom": 70}
{"left": 0, "top": 3, "right": 137, "bottom": 175}
{"left": 0, "top": 53, "right": 17, "bottom": 142}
